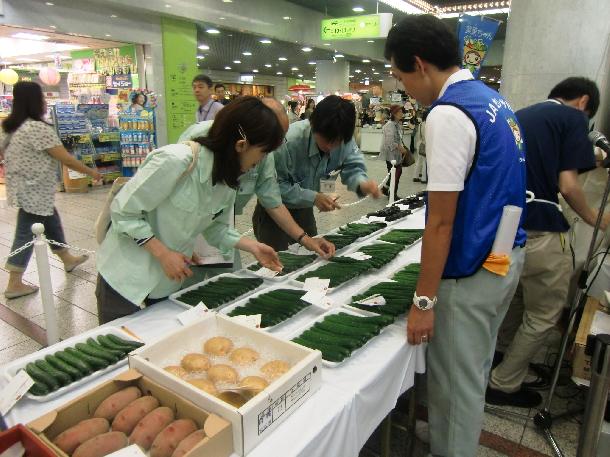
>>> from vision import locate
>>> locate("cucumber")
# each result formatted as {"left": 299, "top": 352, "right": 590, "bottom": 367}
{"left": 106, "top": 334, "right": 144, "bottom": 350}
{"left": 25, "top": 362, "right": 58, "bottom": 391}
{"left": 34, "top": 360, "right": 72, "bottom": 386}
{"left": 29, "top": 382, "right": 50, "bottom": 396}
{"left": 89, "top": 337, "right": 126, "bottom": 357}
{"left": 55, "top": 350, "right": 92, "bottom": 375}
{"left": 97, "top": 335, "right": 134, "bottom": 354}
{"left": 45, "top": 354, "right": 82, "bottom": 381}
{"left": 65, "top": 347, "right": 109, "bottom": 370}
{"left": 75, "top": 342, "right": 119, "bottom": 364}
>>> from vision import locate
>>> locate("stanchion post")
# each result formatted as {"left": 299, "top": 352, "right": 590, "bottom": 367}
{"left": 577, "top": 334, "right": 610, "bottom": 457}
{"left": 389, "top": 159, "right": 397, "bottom": 204}
{"left": 31, "top": 223, "right": 60, "bottom": 346}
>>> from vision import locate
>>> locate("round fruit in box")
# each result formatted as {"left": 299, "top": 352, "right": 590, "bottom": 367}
{"left": 207, "top": 364, "right": 238, "bottom": 384}
{"left": 188, "top": 378, "right": 218, "bottom": 396}
{"left": 180, "top": 353, "right": 211, "bottom": 372}
{"left": 261, "top": 360, "right": 290, "bottom": 380}
{"left": 203, "top": 336, "right": 234, "bottom": 356}
{"left": 229, "top": 347, "right": 259, "bottom": 366}
{"left": 164, "top": 365, "right": 188, "bottom": 378}
{"left": 239, "top": 376, "right": 268, "bottom": 394}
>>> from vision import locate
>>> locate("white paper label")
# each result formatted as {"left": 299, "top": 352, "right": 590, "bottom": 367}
{"left": 367, "top": 216, "right": 387, "bottom": 222}
{"left": 320, "top": 178, "right": 336, "bottom": 194}
{"left": 253, "top": 267, "right": 280, "bottom": 278}
{"left": 177, "top": 302, "right": 209, "bottom": 326}
{"left": 356, "top": 294, "right": 387, "bottom": 306}
{"left": 343, "top": 252, "right": 372, "bottom": 261}
{"left": 67, "top": 169, "right": 88, "bottom": 179}
{"left": 0, "top": 370, "right": 35, "bottom": 415}
{"left": 301, "top": 290, "right": 336, "bottom": 310}
{"left": 303, "top": 277, "right": 330, "bottom": 292}
{"left": 230, "top": 314, "right": 262, "bottom": 328}
{"left": 106, "top": 444, "right": 147, "bottom": 457}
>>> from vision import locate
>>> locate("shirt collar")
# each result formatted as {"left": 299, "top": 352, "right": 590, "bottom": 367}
{"left": 199, "top": 97, "right": 215, "bottom": 113}
{"left": 438, "top": 69, "right": 474, "bottom": 99}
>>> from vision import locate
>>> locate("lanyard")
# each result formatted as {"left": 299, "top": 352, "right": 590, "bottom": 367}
{"left": 525, "top": 190, "right": 563, "bottom": 212}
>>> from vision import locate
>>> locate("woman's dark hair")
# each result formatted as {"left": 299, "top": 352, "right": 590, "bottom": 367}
{"left": 131, "top": 92, "right": 147, "bottom": 106}
{"left": 2, "top": 81, "right": 46, "bottom": 133}
{"left": 195, "top": 96, "right": 284, "bottom": 188}
{"left": 309, "top": 95, "right": 355, "bottom": 143}
{"left": 384, "top": 15, "right": 460, "bottom": 73}
{"left": 306, "top": 99, "right": 315, "bottom": 110}
{"left": 548, "top": 77, "right": 600, "bottom": 117}
{"left": 287, "top": 100, "right": 298, "bottom": 113}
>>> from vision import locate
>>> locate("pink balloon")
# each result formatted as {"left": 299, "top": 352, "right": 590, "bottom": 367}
{"left": 39, "top": 67, "right": 61, "bottom": 86}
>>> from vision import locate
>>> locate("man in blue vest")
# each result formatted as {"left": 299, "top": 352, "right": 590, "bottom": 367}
{"left": 385, "top": 15, "right": 526, "bottom": 457}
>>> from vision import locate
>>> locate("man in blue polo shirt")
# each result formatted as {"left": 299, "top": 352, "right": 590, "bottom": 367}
{"left": 385, "top": 15, "right": 526, "bottom": 457}
{"left": 487, "top": 77, "right": 609, "bottom": 407}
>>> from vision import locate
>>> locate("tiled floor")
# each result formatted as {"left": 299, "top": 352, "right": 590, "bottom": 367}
{"left": 0, "top": 156, "right": 583, "bottom": 456}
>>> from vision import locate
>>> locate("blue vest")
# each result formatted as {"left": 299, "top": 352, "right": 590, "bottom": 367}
{"left": 429, "top": 80, "right": 527, "bottom": 278}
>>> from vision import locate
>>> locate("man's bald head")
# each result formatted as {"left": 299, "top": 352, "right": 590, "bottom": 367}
{"left": 262, "top": 97, "right": 290, "bottom": 134}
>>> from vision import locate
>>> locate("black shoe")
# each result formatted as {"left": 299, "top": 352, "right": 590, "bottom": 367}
{"left": 522, "top": 363, "right": 551, "bottom": 390}
{"left": 485, "top": 386, "right": 542, "bottom": 408}
{"left": 413, "top": 178, "right": 421, "bottom": 182}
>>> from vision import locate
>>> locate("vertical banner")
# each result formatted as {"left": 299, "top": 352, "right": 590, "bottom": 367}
{"left": 458, "top": 15, "right": 501, "bottom": 78}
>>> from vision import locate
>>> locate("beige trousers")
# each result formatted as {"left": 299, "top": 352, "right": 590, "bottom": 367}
{"left": 490, "top": 231, "right": 572, "bottom": 392}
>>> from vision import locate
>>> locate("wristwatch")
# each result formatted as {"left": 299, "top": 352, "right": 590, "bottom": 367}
{"left": 413, "top": 292, "right": 437, "bottom": 311}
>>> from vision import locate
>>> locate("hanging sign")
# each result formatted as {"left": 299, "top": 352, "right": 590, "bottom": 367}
{"left": 321, "top": 13, "right": 393, "bottom": 40}
{"left": 109, "top": 74, "right": 133, "bottom": 89}
{"left": 458, "top": 14, "right": 500, "bottom": 78}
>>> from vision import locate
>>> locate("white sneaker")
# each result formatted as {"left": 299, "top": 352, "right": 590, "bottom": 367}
{"left": 415, "top": 419, "right": 430, "bottom": 444}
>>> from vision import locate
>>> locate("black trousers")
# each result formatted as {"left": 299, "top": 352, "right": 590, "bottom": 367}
{"left": 95, "top": 275, "right": 165, "bottom": 324}
{"left": 252, "top": 202, "right": 317, "bottom": 251}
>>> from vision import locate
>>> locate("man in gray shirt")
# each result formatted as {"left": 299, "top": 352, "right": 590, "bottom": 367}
{"left": 193, "top": 74, "right": 223, "bottom": 121}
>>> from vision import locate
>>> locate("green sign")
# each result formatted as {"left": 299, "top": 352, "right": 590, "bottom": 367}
{"left": 321, "top": 14, "right": 382, "bottom": 40}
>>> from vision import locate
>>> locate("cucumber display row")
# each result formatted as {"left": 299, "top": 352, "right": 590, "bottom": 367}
{"left": 337, "top": 222, "right": 387, "bottom": 238}
{"left": 248, "top": 252, "right": 317, "bottom": 276}
{"left": 379, "top": 229, "right": 424, "bottom": 247}
{"left": 25, "top": 334, "right": 143, "bottom": 396}
{"left": 395, "top": 195, "right": 426, "bottom": 209}
{"left": 319, "top": 233, "right": 360, "bottom": 250}
{"left": 366, "top": 205, "right": 412, "bottom": 222}
{"left": 227, "top": 288, "right": 310, "bottom": 328}
{"left": 350, "top": 263, "right": 421, "bottom": 317}
{"left": 177, "top": 276, "right": 264, "bottom": 307}
{"left": 292, "top": 312, "right": 394, "bottom": 362}
{"left": 297, "top": 242, "right": 404, "bottom": 288}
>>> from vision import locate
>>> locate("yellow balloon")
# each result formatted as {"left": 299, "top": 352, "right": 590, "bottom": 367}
{"left": 0, "top": 69, "right": 19, "bottom": 86}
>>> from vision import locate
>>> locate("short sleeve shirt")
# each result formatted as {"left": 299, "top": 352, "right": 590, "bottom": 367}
{"left": 0, "top": 120, "right": 62, "bottom": 216}
{"left": 516, "top": 100, "right": 595, "bottom": 232}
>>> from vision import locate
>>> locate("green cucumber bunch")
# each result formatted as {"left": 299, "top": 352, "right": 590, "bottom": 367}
{"left": 338, "top": 222, "right": 387, "bottom": 238}
{"left": 292, "top": 312, "right": 394, "bottom": 362}
{"left": 25, "top": 334, "right": 143, "bottom": 396}
{"left": 178, "top": 277, "right": 264, "bottom": 307}
{"left": 248, "top": 252, "right": 316, "bottom": 276}
{"left": 379, "top": 229, "right": 424, "bottom": 247}
{"left": 319, "top": 233, "right": 359, "bottom": 250}
{"left": 227, "top": 289, "right": 309, "bottom": 327}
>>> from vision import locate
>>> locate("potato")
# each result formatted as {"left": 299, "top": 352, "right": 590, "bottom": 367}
{"left": 94, "top": 386, "right": 142, "bottom": 420}
{"left": 207, "top": 364, "right": 238, "bottom": 384}
{"left": 112, "top": 395, "right": 160, "bottom": 435}
{"left": 150, "top": 419, "right": 198, "bottom": 457}
{"left": 164, "top": 365, "right": 188, "bottom": 378}
{"left": 52, "top": 417, "right": 109, "bottom": 454}
{"left": 229, "top": 347, "right": 259, "bottom": 366}
{"left": 171, "top": 429, "right": 207, "bottom": 457}
{"left": 72, "top": 431, "right": 127, "bottom": 457}
{"left": 180, "top": 353, "right": 210, "bottom": 372}
{"left": 188, "top": 378, "right": 218, "bottom": 396}
{"left": 261, "top": 360, "right": 290, "bottom": 380}
{"left": 129, "top": 406, "right": 175, "bottom": 451}
{"left": 203, "top": 336, "right": 233, "bottom": 356}
{"left": 239, "top": 376, "right": 269, "bottom": 394}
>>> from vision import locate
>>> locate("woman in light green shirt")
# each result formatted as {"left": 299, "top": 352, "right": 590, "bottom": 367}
{"left": 96, "top": 97, "right": 284, "bottom": 323}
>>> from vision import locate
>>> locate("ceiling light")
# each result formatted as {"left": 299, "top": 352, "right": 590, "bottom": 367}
{"left": 291, "top": 67, "right": 298, "bottom": 71}
{"left": 233, "top": 60, "right": 241, "bottom": 63}
{"left": 362, "top": 59, "right": 370, "bottom": 63}
{"left": 373, "top": 72, "right": 380, "bottom": 75}
{"left": 480, "top": 76, "right": 487, "bottom": 79}
{"left": 105, "top": 34, "right": 112, "bottom": 37}
{"left": 198, "top": 44, "right": 210, "bottom": 50}
{"left": 45, "top": 1, "right": 54, "bottom": 5}
{"left": 349, "top": 75, "right": 354, "bottom": 78}
{"left": 243, "top": 51, "right": 252, "bottom": 56}
{"left": 207, "top": 29, "right": 220, "bottom": 34}
{"left": 301, "top": 47, "right": 312, "bottom": 52}
{"left": 385, "top": 64, "right": 391, "bottom": 68}
{"left": 49, "top": 25, "right": 57, "bottom": 29}
{"left": 353, "top": 6, "right": 365, "bottom": 12}
{"left": 260, "top": 39, "right": 272, "bottom": 44}
{"left": 252, "top": 69, "right": 259, "bottom": 73}
{"left": 334, "top": 54, "right": 344, "bottom": 58}
{"left": 110, "top": 14, "right": 118, "bottom": 18}
{"left": 165, "top": 3, "right": 171, "bottom": 7}
{"left": 222, "top": 0, "right": 233, "bottom": 2}
{"left": 298, "top": 73, "right": 303, "bottom": 77}
{"left": 323, "top": 43, "right": 331, "bottom": 46}
{"left": 278, "top": 57, "right": 287, "bottom": 61}
{"left": 219, "top": 17, "right": 226, "bottom": 20}
{"left": 367, "top": 40, "right": 375, "bottom": 43}
{"left": 264, "top": 64, "right": 272, "bottom": 68}
{"left": 379, "top": 0, "right": 425, "bottom": 14}
{"left": 12, "top": 32, "right": 49, "bottom": 40}
{"left": 355, "top": 69, "right": 362, "bottom": 73}
{"left": 197, "top": 55, "right": 205, "bottom": 59}
{"left": 308, "top": 61, "right": 316, "bottom": 65}
{"left": 224, "top": 66, "right": 232, "bottom": 70}
{"left": 283, "top": 16, "right": 291, "bottom": 20}
{"left": 276, "top": 71, "right": 283, "bottom": 75}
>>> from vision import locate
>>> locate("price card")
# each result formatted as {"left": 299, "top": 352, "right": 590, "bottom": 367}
{"left": 230, "top": 314, "right": 262, "bottom": 329}
{"left": 355, "top": 294, "right": 387, "bottom": 306}
{"left": 301, "top": 289, "right": 336, "bottom": 310}
{"left": 106, "top": 444, "right": 147, "bottom": 457}
{"left": 0, "top": 370, "right": 34, "bottom": 415}
{"left": 177, "top": 302, "right": 209, "bottom": 326}
{"left": 253, "top": 267, "right": 280, "bottom": 278}
{"left": 303, "top": 277, "right": 330, "bottom": 292}
{"left": 343, "top": 252, "right": 372, "bottom": 261}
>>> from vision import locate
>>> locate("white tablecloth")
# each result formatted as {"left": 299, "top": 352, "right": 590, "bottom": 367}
{"left": 2, "top": 210, "right": 427, "bottom": 457}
